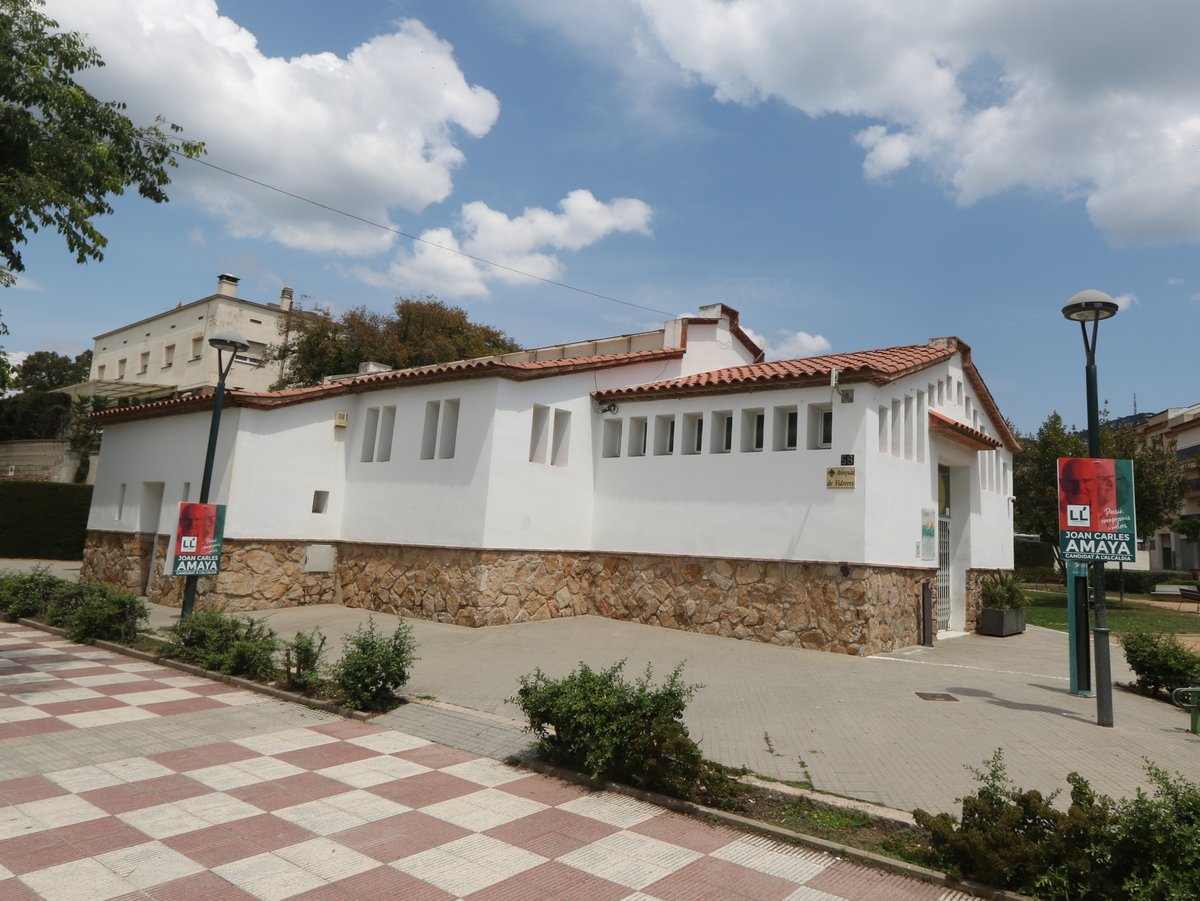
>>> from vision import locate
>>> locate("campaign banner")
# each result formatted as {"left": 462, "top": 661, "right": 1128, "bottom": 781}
{"left": 172, "top": 502, "right": 226, "bottom": 576}
{"left": 1057, "top": 458, "right": 1136, "bottom": 562}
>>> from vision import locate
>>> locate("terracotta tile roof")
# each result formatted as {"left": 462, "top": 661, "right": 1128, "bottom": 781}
{"left": 593, "top": 343, "right": 956, "bottom": 400}
{"left": 928, "top": 410, "right": 1003, "bottom": 450}
{"left": 90, "top": 347, "right": 685, "bottom": 423}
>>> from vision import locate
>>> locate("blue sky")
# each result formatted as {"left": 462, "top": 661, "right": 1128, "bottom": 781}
{"left": 6, "top": 0, "right": 1200, "bottom": 432}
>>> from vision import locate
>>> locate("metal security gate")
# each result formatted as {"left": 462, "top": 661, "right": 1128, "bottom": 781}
{"left": 937, "top": 515, "right": 952, "bottom": 630}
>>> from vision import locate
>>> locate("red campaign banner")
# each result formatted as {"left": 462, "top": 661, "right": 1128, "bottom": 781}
{"left": 173, "top": 503, "right": 226, "bottom": 576}
{"left": 1058, "top": 457, "right": 1118, "bottom": 532}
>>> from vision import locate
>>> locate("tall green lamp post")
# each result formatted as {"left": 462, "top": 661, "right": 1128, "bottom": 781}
{"left": 1062, "top": 290, "right": 1119, "bottom": 727}
{"left": 180, "top": 330, "right": 249, "bottom": 618}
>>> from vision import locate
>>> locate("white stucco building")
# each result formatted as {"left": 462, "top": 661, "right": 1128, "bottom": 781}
{"left": 83, "top": 305, "right": 1020, "bottom": 654}
{"left": 1137, "top": 403, "right": 1200, "bottom": 572}
{"left": 70, "top": 274, "right": 302, "bottom": 402}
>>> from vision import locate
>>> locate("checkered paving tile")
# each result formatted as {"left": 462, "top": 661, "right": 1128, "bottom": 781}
{"left": 0, "top": 623, "right": 969, "bottom": 900}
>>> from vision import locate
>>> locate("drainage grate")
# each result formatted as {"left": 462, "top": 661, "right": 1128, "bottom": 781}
{"left": 915, "top": 692, "right": 958, "bottom": 702}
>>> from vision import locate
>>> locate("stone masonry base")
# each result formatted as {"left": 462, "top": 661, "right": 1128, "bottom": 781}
{"left": 83, "top": 530, "right": 947, "bottom": 655}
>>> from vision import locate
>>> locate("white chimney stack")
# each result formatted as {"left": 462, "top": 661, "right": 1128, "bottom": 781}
{"left": 280, "top": 287, "right": 294, "bottom": 311}
{"left": 216, "top": 273, "right": 239, "bottom": 298}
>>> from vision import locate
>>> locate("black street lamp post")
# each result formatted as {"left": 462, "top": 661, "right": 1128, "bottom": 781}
{"left": 1062, "top": 289, "right": 1119, "bottom": 727}
{"left": 180, "top": 330, "right": 249, "bottom": 618}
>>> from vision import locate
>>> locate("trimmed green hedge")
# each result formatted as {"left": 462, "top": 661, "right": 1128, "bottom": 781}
{"left": 1014, "top": 539, "right": 1055, "bottom": 570}
{"left": 0, "top": 481, "right": 93, "bottom": 559}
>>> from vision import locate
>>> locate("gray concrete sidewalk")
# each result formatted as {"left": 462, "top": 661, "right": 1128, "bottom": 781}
{"left": 152, "top": 601, "right": 1198, "bottom": 816}
{"left": 5, "top": 558, "right": 1197, "bottom": 816}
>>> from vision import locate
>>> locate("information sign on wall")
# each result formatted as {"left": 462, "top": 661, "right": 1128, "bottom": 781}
{"left": 826, "top": 467, "right": 855, "bottom": 489}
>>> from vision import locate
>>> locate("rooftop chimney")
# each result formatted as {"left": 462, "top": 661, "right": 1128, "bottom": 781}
{"left": 280, "top": 287, "right": 294, "bottom": 311}
{"left": 216, "top": 273, "right": 239, "bottom": 298}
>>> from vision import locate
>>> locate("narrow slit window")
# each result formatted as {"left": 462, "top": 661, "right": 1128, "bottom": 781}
{"left": 116, "top": 483, "right": 126, "bottom": 521}
{"left": 360, "top": 407, "right": 380, "bottom": 463}
{"left": 312, "top": 490, "right": 329, "bottom": 514}
{"left": 439, "top": 399, "right": 459, "bottom": 459}
{"left": 878, "top": 406, "right": 889, "bottom": 453}
{"left": 773, "top": 406, "right": 798, "bottom": 451}
{"left": 628, "top": 417, "right": 648, "bottom": 457}
{"left": 710, "top": 411, "right": 733, "bottom": 453}
{"left": 916, "top": 391, "right": 926, "bottom": 463}
{"left": 422, "top": 401, "right": 440, "bottom": 460}
{"left": 741, "top": 409, "right": 764, "bottom": 452}
{"left": 654, "top": 414, "right": 676, "bottom": 455}
{"left": 891, "top": 399, "right": 902, "bottom": 456}
{"left": 683, "top": 413, "right": 704, "bottom": 455}
{"left": 550, "top": 408, "right": 570, "bottom": 466}
{"left": 602, "top": 419, "right": 622, "bottom": 458}
{"left": 903, "top": 395, "right": 914, "bottom": 460}
{"left": 376, "top": 406, "right": 396, "bottom": 462}
{"left": 529, "top": 404, "right": 549, "bottom": 463}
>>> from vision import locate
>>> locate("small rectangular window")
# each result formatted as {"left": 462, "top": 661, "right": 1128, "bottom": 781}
{"left": 891, "top": 399, "right": 902, "bottom": 457}
{"left": 602, "top": 419, "right": 622, "bottom": 458}
{"left": 878, "top": 406, "right": 889, "bottom": 453}
{"left": 191, "top": 337, "right": 203, "bottom": 360}
{"left": 682, "top": 413, "right": 704, "bottom": 455}
{"left": 809, "top": 404, "right": 833, "bottom": 449}
{"left": 654, "top": 414, "right": 676, "bottom": 456}
{"left": 439, "top": 399, "right": 459, "bottom": 459}
{"left": 916, "top": 390, "right": 926, "bottom": 463}
{"left": 116, "top": 483, "right": 126, "bottom": 521}
{"left": 710, "top": 411, "right": 733, "bottom": 454}
{"left": 820, "top": 408, "right": 833, "bottom": 447}
{"left": 422, "top": 401, "right": 441, "bottom": 460}
{"left": 164, "top": 344, "right": 175, "bottom": 367}
{"left": 550, "top": 408, "right": 570, "bottom": 466}
{"left": 376, "top": 406, "right": 396, "bottom": 462}
{"left": 903, "top": 395, "right": 914, "bottom": 460}
{"left": 117, "top": 358, "right": 126, "bottom": 379}
{"left": 956, "top": 379, "right": 963, "bottom": 405}
{"left": 628, "top": 417, "right": 648, "bottom": 457}
{"left": 773, "top": 406, "right": 798, "bottom": 451}
{"left": 529, "top": 404, "right": 549, "bottom": 463}
{"left": 937, "top": 380, "right": 945, "bottom": 406}
{"left": 741, "top": 409, "right": 764, "bottom": 452}
{"left": 139, "top": 352, "right": 149, "bottom": 374}
{"left": 97, "top": 364, "right": 106, "bottom": 379}
{"left": 312, "top": 490, "right": 329, "bottom": 514}
{"left": 361, "top": 407, "right": 380, "bottom": 463}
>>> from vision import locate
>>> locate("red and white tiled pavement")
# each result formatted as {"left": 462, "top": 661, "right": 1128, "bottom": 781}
{"left": 0, "top": 624, "right": 970, "bottom": 900}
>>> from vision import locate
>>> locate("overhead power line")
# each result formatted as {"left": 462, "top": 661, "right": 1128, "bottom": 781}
{"left": 173, "top": 150, "right": 674, "bottom": 318}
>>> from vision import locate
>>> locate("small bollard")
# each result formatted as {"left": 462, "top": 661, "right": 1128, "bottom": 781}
{"left": 1171, "top": 684, "right": 1200, "bottom": 735}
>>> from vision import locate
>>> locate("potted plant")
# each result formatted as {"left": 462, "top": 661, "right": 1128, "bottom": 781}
{"left": 976, "top": 570, "right": 1026, "bottom": 637}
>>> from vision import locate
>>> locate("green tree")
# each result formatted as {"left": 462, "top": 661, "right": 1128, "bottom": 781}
{"left": 1013, "top": 412, "right": 1086, "bottom": 559}
{"left": 271, "top": 296, "right": 521, "bottom": 388}
{"left": 0, "top": 0, "right": 204, "bottom": 286}
{"left": 1103, "top": 426, "right": 1187, "bottom": 544}
{"left": 13, "top": 349, "right": 90, "bottom": 391}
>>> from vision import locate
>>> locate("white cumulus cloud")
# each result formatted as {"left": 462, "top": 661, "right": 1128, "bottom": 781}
{"left": 45, "top": 0, "right": 500, "bottom": 255}
{"left": 359, "top": 190, "right": 653, "bottom": 298}
{"left": 766, "top": 328, "right": 832, "bottom": 360}
{"left": 503, "top": 0, "right": 1200, "bottom": 245}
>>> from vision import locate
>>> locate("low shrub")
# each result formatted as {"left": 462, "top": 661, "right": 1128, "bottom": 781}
{"left": 163, "top": 611, "right": 279, "bottom": 682}
{"left": 0, "top": 567, "right": 61, "bottom": 621}
{"left": 65, "top": 584, "right": 147, "bottom": 644}
{"left": 1114, "top": 569, "right": 1193, "bottom": 595}
{"left": 1016, "top": 565, "right": 1062, "bottom": 585}
{"left": 283, "top": 629, "right": 327, "bottom": 695}
{"left": 1120, "top": 630, "right": 1200, "bottom": 698}
{"left": 915, "top": 751, "right": 1200, "bottom": 900}
{"left": 331, "top": 618, "right": 417, "bottom": 712}
{"left": 513, "top": 659, "right": 733, "bottom": 803}
{"left": 980, "top": 570, "right": 1025, "bottom": 609}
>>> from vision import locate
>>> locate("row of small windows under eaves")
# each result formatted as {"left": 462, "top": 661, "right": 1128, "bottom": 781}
{"left": 360, "top": 399, "right": 459, "bottom": 463}
{"left": 95, "top": 336, "right": 267, "bottom": 380}
{"left": 601, "top": 405, "right": 832, "bottom": 458}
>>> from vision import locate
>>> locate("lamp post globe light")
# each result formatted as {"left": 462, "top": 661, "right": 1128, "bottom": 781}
{"left": 1062, "top": 290, "right": 1118, "bottom": 727}
{"left": 180, "top": 330, "right": 249, "bottom": 618}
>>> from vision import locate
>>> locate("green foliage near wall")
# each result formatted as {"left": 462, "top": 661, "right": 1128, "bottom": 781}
{"left": 0, "top": 481, "right": 92, "bottom": 558}
{"left": 1014, "top": 539, "right": 1055, "bottom": 571}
